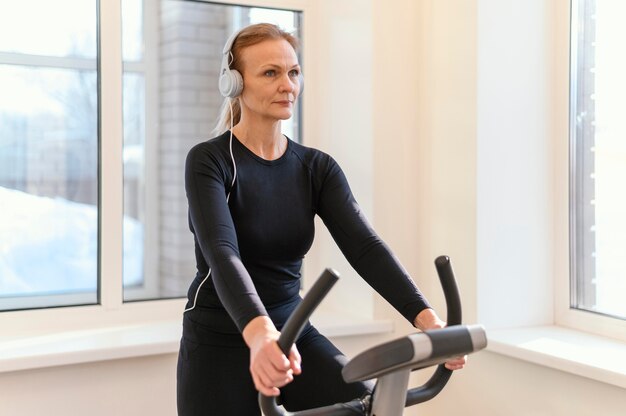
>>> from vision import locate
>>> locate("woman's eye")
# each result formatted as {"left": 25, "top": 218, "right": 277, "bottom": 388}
{"left": 289, "top": 69, "right": 300, "bottom": 77}
{"left": 264, "top": 70, "right": 276, "bottom": 77}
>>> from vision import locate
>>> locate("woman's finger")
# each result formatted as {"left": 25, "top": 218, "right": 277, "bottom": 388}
{"left": 257, "top": 345, "right": 296, "bottom": 385}
{"left": 266, "top": 342, "right": 291, "bottom": 371}
{"left": 252, "top": 371, "right": 280, "bottom": 397}
{"left": 289, "top": 345, "right": 302, "bottom": 375}
{"left": 444, "top": 355, "right": 467, "bottom": 370}
{"left": 256, "top": 364, "right": 290, "bottom": 387}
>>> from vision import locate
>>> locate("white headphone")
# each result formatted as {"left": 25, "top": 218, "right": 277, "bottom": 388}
{"left": 218, "top": 27, "right": 303, "bottom": 97}
{"left": 218, "top": 29, "right": 244, "bottom": 98}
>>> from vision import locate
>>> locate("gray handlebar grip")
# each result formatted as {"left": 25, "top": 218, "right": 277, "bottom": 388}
{"left": 259, "top": 268, "right": 340, "bottom": 416}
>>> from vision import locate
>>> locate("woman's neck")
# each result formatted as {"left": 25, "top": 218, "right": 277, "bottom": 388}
{"left": 232, "top": 119, "right": 286, "bottom": 161}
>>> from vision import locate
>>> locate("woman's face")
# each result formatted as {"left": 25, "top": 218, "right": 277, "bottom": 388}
{"left": 237, "top": 38, "right": 301, "bottom": 122}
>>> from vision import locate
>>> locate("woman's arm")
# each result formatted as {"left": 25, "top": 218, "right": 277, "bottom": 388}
{"left": 316, "top": 156, "right": 466, "bottom": 370}
{"left": 316, "top": 157, "right": 431, "bottom": 323}
{"left": 185, "top": 142, "right": 266, "bottom": 331}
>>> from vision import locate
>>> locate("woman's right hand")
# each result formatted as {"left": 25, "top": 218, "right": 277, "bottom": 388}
{"left": 243, "top": 316, "right": 302, "bottom": 396}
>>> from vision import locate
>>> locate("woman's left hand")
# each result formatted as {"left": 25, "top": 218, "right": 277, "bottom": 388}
{"left": 413, "top": 308, "right": 467, "bottom": 371}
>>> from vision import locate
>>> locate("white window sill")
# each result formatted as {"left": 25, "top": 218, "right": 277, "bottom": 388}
{"left": 487, "top": 325, "right": 626, "bottom": 389}
{"left": 0, "top": 321, "right": 182, "bottom": 373}
{"left": 0, "top": 316, "right": 394, "bottom": 374}
{"left": 310, "top": 311, "right": 395, "bottom": 338}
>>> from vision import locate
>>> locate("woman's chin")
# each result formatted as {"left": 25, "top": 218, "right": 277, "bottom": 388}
{"left": 274, "top": 111, "right": 294, "bottom": 121}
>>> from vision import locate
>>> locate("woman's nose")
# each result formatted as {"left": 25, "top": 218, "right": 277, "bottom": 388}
{"left": 278, "top": 74, "right": 296, "bottom": 93}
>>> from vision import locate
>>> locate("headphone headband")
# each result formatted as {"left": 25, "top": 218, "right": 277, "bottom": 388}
{"left": 222, "top": 29, "right": 241, "bottom": 54}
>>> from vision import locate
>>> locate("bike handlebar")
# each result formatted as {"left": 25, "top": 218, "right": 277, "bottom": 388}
{"left": 276, "top": 268, "right": 340, "bottom": 355}
{"left": 405, "top": 255, "right": 461, "bottom": 406}
{"left": 259, "top": 268, "right": 341, "bottom": 416}
{"left": 259, "top": 256, "right": 464, "bottom": 415}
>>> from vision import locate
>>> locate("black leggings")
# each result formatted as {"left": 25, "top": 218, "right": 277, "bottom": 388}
{"left": 177, "top": 322, "right": 373, "bottom": 415}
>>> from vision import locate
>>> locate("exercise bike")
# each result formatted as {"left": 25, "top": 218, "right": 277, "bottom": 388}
{"left": 259, "top": 256, "right": 487, "bottom": 416}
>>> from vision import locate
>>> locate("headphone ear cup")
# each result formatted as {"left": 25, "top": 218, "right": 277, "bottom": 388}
{"left": 219, "top": 69, "right": 243, "bottom": 98}
{"left": 230, "top": 69, "right": 243, "bottom": 97}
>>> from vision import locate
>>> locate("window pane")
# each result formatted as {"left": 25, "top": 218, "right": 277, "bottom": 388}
{"left": 122, "top": 0, "right": 302, "bottom": 302}
{"left": 122, "top": 0, "right": 144, "bottom": 62}
{"left": 571, "top": 0, "right": 626, "bottom": 319}
{"left": 0, "top": 0, "right": 97, "bottom": 59}
{"left": 0, "top": 64, "right": 98, "bottom": 310}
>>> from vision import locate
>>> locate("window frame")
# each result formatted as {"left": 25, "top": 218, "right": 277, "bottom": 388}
{"left": 122, "top": 0, "right": 160, "bottom": 302}
{"left": 568, "top": 0, "right": 596, "bottom": 315}
{"left": 0, "top": 0, "right": 309, "bottom": 339}
{"left": 555, "top": 0, "right": 626, "bottom": 342}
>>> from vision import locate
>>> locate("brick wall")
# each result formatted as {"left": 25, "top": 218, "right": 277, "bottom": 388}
{"left": 158, "top": 0, "right": 236, "bottom": 296}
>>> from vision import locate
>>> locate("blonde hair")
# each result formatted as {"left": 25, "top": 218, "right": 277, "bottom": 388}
{"left": 211, "top": 23, "right": 300, "bottom": 137}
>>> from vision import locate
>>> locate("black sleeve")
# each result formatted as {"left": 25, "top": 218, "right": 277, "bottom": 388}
{"left": 185, "top": 143, "right": 268, "bottom": 332}
{"left": 316, "top": 157, "right": 431, "bottom": 325}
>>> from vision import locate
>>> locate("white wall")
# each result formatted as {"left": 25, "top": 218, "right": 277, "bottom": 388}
{"left": 300, "top": 0, "right": 376, "bottom": 319}
{"left": 2, "top": 1, "right": 626, "bottom": 415}
{"left": 420, "top": 350, "right": 626, "bottom": 415}
{"left": 0, "top": 354, "right": 179, "bottom": 415}
{"left": 374, "top": 0, "right": 626, "bottom": 415}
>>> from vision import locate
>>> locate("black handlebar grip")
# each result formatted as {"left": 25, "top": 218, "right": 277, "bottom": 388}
{"left": 276, "top": 268, "right": 340, "bottom": 354}
{"left": 405, "top": 255, "right": 462, "bottom": 407}
{"left": 259, "top": 268, "right": 340, "bottom": 416}
{"left": 435, "top": 255, "right": 462, "bottom": 326}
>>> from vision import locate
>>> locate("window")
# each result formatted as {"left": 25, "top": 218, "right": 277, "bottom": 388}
{"left": 0, "top": 0, "right": 303, "bottom": 312}
{"left": 570, "top": 0, "right": 626, "bottom": 320}
{"left": 121, "top": 0, "right": 302, "bottom": 302}
{"left": 0, "top": 0, "right": 99, "bottom": 311}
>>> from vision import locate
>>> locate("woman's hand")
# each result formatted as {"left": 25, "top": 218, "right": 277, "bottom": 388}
{"left": 243, "top": 316, "right": 302, "bottom": 396}
{"left": 413, "top": 308, "right": 467, "bottom": 371}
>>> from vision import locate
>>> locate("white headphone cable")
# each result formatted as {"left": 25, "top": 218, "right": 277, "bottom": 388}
{"left": 227, "top": 98, "right": 237, "bottom": 202}
{"left": 184, "top": 269, "right": 210, "bottom": 313}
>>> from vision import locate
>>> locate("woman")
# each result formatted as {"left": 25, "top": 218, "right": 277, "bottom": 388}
{"left": 177, "top": 23, "right": 465, "bottom": 415}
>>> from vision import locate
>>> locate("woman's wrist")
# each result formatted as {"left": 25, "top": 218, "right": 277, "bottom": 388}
{"left": 242, "top": 315, "right": 278, "bottom": 348}
{"left": 413, "top": 308, "right": 446, "bottom": 331}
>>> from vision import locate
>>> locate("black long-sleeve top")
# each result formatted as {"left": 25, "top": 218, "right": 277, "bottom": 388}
{"left": 184, "top": 131, "right": 431, "bottom": 333}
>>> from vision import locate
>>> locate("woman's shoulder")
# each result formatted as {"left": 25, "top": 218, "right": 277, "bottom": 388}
{"left": 186, "top": 132, "right": 230, "bottom": 163}
{"left": 289, "top": 140, "right": 339, "bottom": 172}
{"left": 289, "top": 141, "right": 348, "bottom": 195}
